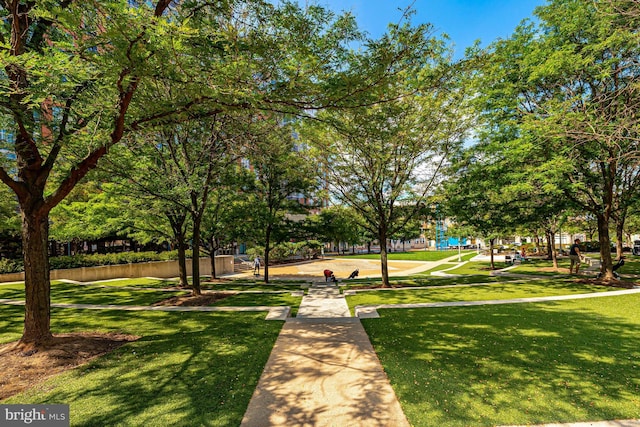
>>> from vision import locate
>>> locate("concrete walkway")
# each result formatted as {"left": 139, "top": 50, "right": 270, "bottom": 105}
{"left": 240, "top": 282, "right": 409, "bottom": 427}
{"left": 0, "top": 298, "right": 290, "bottom": 320}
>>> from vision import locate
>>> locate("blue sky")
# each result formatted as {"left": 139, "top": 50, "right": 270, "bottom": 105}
{"left": 314, "top": 0, "right": 546, "bottom": 58}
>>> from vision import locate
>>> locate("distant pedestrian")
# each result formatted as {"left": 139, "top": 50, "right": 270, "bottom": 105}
{"left": 254, "top": 256, "right": 261, "bottom": 275}
{"left": 569, "top": 239, "right": 581, "bottom": 274}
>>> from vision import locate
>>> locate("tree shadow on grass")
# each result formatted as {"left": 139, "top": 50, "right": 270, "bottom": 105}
{"left": 4, "top": 309, "right": 282, "bottom": 426}
{"left": 363, "top": 294, "right": 640, "bottom": 427}
{"left": 0, "top": 305, "right": 26, "bottom": 344}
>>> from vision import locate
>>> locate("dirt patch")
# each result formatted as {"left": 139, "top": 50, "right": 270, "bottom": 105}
{"left": 575, "top": 278, "right": 637, "bottom": 289}
{"left": 538, "top": 267, "right": 562, "bottom": 273}
{"left": 152, "top": 292, "right": 235, "bottom": 307}
{"left": 0, "top": 332, "right": 138, "bottom": 401}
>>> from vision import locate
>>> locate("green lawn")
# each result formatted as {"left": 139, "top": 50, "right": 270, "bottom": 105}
{"left": 596, "top": 255, "right": 640, "bottom": 275}
{"left": 363, "top": 293, "right": 640, "bottom": 426}
{"left": 341, "top": 274, "right": 507, "bottom": 290}
{"left": 214, "top": 293, "right": 303, "bottom": 316}
{"left": 1, "top": 306, "right": 282, "bottom": 426}
{"left": 440, "top": 261, "right": 495, "bottom": 275}
{"left": 509, "top": 258, "right": 573, "bottom": 275}
{"left": 0, "top": 282, "right": 187, "bottom": 306}
{"left": 201, "top": 282, "right": 305, "bottom": 292}
{"left": 345, "top": 279, "right": 614, "bottom": 309}
{"left": 2, "top": 269, "right": 638, "bottom": 426}
{"left": 340, "top": 250, "right": 472, "bottom": 261}
{"left": 89, "top": 278, "right": 181, "bottom": 288}
{"left": 414, "top": 262, "right": 458, "bottom": 274}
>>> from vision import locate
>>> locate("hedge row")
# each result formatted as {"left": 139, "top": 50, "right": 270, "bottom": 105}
{"left": 246, "top": 240, "right": 323, "bottom": 262}
{"left": 0, "top": 250, "right": 192, "bottom": 274}
{"left": 0, "top": 258, "right": 23, "bottom": 274}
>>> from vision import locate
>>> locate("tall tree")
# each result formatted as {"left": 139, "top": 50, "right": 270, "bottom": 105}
{"left": 442, "top": 149, "right": 516, "bottom": 270}
{"left": 98, "top": 147, "right": 194, "bottom": 288}
{"left": 309, "top": 205, "right": 364, "bottom": 254}
{"left": 481, "top": 0, "right": 640, "bottom": 279}
{"left": 302, "top": 22, "right": 472, "bottom": 286}
{"left": 0, "top": 0, "right": 180, "bottom": 345}
{"left": 200, "top": 166, "right": 253, "bottom": 279}
{"left": 243, "top": 118, "right": 319, "bottom": 283}
{"left": 1, "top": 0, "right": 416, "bottom": 345}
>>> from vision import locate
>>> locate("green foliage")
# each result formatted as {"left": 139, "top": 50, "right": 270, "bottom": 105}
{"left": 298, "top": 19, "right": 475, "bottom": 286}
{"left": 0, "top": 185, "right": 21, "bottom": 259}
{"left": 50, "top": 182, "right": 134, "bottom": 242}
{"left": 246, "top": 240, "right": 322, "bottom": 263}
{"left": 306, "top": 205, "right": 365, "bottom": 248}
{"left": 0, "top": 258, "right": 23, "bottom": 274}
{"left": 294, "top": 240, "right": 323, "bottom": 259}
{"left": 0, "top": 250, "right": 191, "bottom": 273}
{"left": 245, "top": 246, "right": 264, "bottom": 262}
{"left": 0, "top": 185, "right": 19, "bottom": 236}
{"left": 475, "top": 0, "right": 640, "bottom": 273}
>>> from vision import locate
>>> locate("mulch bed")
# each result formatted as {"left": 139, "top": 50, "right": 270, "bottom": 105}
{"left": 152, "top": 292, "right": 235, "bottom": 307}
{"left": 0, "top": 333, "right": 138, "bottom": 401}
{"left": 575, "top": 278, "right": 637, "bottom": 289}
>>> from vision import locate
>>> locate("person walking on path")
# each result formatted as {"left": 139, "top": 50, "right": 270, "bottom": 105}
{"left": 254, "top": 256, "right": 261, "bottom": 276}
{"left": 569, "top": 238, "right": 582, "bottom": 274}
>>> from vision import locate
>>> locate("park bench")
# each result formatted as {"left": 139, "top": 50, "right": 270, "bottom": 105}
{"left": 505, "top": 254, "right": 526, "bottom": 265}
{"left": 582, "top": 256, "right": 601, "bottom": 273}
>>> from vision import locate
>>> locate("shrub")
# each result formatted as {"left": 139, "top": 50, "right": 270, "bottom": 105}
{"left": 0, "top": 258, "right": 24, "bottom": 274}
{"left": 295, "top": 240, "right": 323, "bottom": 259}
{"left": 246, "top": 246, "right": 264, "bottom": 261}
{"left": 246, "top": 241, "right": 322, "bottom": 263}
{"left": 1, "top": 250, "right": 194, "bottom": 274}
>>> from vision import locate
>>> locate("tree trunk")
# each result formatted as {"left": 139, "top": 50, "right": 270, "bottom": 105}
{"left": 20, "top": 210, "right": 53, "bottom": 345}
{"left": 597, "top": 213, "right": 614, "bottom": 279}
{"left": 380, "top": 229, "right": 390, "bottom": 287}
{"left": 489, "top": 238, "right": 495, "bottom": 270}
{"left": 615, "top": 218, "right": 625, "bottom": 260}
{"left": 209, "top": 235, "right": 217, "bottom": 280}
{"left": 548, "top": 231, "right": 558, "bottom": 269}
{"left": 167, "top": 213, "right": 188, "bottom": 288}
{"left": 264, "top": 225, "right": 271, "bottom": 284}
{"left": 191, "top": 215, "right": 202, "bottom": 295}
{"left": 176, "top": 236, "right": 188, "bottom": 288}
{"left": 534, "top": 235, "right": 543, "bottom": 255}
